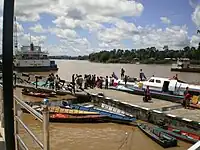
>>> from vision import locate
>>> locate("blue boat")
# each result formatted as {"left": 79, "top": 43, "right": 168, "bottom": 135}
{"left": 62, "top": 103, "right": 136, "bottom": 124}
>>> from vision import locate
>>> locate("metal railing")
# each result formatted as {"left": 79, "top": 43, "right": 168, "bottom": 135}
{"left": 13, "top": 96, "right": 50, "bottom": 150}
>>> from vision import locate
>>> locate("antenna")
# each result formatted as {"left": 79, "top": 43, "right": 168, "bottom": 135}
{"left": 30, "top": 34, "right": 32, "bottom": 44}
{"left": 14, "top": 16, "right": 18, "bottom": 50}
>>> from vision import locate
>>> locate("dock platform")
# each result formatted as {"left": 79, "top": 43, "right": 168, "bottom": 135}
{"left": 86, "top": 88, "right": 200, "bottom": 123}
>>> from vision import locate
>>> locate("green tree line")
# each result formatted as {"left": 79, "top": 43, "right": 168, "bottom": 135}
{"left": 88, "top": 44, "right": 200, "bottom": 64}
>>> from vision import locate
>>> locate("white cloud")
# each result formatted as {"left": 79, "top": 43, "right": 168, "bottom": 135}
{"left": 29, "top": 23, "right": 46, "bottom": 33}
{"left": 189, "top": 0, "right": 198, "bottom": 8}
{"left": 192, "top": 5, "right": 200, "bottom": 27}
{"left": 190, "top": 35, "right": 200, "bottom": 47}
{"left": 160, "top": 17, "right": 171, "bottom": 24}
{"left": 49, "top": 28, "right": 78, "bottom": 39}
{"left": 0, "top": 0, "right": 199, "bottom": 56}
{"left": 131, "top": 25, "right": 190, "bottom": 49}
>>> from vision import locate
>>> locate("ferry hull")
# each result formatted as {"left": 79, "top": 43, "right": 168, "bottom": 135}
{"left": 14, "top": 66, "right": 58, "bottom": 72}
{"left": 109, "top": 85, "right": 183, "bottom": 103}
{"left": 171, "top": 68, "right": 200, "bottom": 73}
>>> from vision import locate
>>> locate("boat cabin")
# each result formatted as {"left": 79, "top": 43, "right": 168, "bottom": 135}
{"left": 142, "top": 77, "right": 200, "bottom": 96}
{"left": 175, "top": 58, "right": 190, "bottom": 69}
{"left": 142, "top": 77, "right": 171, "bottom": 92}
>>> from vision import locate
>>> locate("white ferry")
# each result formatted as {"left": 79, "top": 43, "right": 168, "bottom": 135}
{"left": 140, "top": 77, "right": 200, "bottom": 96}
{"left": 112, "top": 76, "right": 200, "bottom": 96}
{"left": 14, "top": 43, "right": 58, "bottom": 72}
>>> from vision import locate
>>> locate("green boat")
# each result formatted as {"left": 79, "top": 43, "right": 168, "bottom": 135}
{"left": 138, "top": 123, "right": 177, "bottom": 148}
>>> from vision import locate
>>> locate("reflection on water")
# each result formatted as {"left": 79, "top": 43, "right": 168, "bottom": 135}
{"left": 17, "top": 60, "right": 194, "bottom": 150}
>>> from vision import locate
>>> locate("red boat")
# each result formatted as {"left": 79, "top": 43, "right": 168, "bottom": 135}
{"left": 167, "top": 126, "right": 200, "bottom": 141}
{"left": 49, "top": 113, "right": 107, "bottom": 123}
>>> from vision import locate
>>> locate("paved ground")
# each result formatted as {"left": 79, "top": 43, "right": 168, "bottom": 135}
{"left": 164, "top": 108, "right": 200, "bottom": 122}
{"left": 87, "top": 88, "right": 200, "bottom": 122}
{"left": 87, "top": 88, "right": 179, "bottom": 109}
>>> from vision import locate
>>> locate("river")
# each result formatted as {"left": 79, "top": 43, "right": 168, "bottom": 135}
{"left": 56, "top": 60, "right": 200, "bottom": 84}
{"left": 17, "top": 60, "right": 195, "bottom": 150}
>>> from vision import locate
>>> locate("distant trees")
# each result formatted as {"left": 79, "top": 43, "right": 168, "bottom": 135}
{"left": 88, "top": 44, "right": 200, "bottom": 64}
{"left": 49, "top": 55, "right": 88, "bottom": 60}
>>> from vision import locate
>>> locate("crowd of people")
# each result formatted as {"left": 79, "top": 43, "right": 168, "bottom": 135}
{"left": 71, "top": 74, "right": 109, "bottom": 91}
{"left": 44, "top": 73, "right": 62, "bottom": 90}
{"left": 42, "top": 70, "right": 193, "bottom": 109}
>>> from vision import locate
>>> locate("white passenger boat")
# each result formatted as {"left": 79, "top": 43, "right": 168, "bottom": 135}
{"left": 139, "top": 77, "right": 200, "bottom": 96}
{"left": 112, "top": 76, "right": 200, "bottom": 96}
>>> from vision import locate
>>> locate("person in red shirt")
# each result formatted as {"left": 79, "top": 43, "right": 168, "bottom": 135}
{"left": 183, "top": 87, "right": 191, "bottom": 109}
{"left": 143, "top": 86, "right": 151, "bottom": 102}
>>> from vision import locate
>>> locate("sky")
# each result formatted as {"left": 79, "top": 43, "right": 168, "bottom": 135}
{"left": 0, "top": 0, "right": 200, "bottom": 56}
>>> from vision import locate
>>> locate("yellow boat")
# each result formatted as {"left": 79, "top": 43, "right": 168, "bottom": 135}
{"left": 48, "top": 106, "right": 99, "bottom": 115}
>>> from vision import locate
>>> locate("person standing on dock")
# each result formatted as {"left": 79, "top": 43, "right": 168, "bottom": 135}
{"left": 183, "top": 87, "right": 191, "bottom": 109}
{"left": 55, "top": 74, "right": 60, "bottom": 90}
{"left": 121, "top": 68, "right": 125, "bottom": 79}
{"left": 105, "top": 76, "right": 109, "bottom": 89}
{"left": 50, "top": 73, "right": 55, "bottom": 89}
{"left": 124, "top": 75, "right": 128, "bottom": 87}
{"left": 139, "top": 69, "right": 146, "bottom": 81}
{"left": 72, "top": 74, "right": 75, "bottom": 93}
{"left": 144, "top": 85, "right": 151, "bottom": 102}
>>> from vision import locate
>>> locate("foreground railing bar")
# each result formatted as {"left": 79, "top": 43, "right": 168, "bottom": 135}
{"left": 15, "top": 116, "right": 44, "bottom": 149}
{"left": 14, "top": 96, "right": 43, "bottom": 122}
{"left": 16, "top": 134, "right": 29, "bottom": 150}
{"left": 0, "top": 84, "right": 42, "bottom": 122}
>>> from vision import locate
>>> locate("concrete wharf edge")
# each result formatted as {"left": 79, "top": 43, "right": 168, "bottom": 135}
{"left": 12, "top": 82, "right": 200, "bottom": 128}
{"left": 0, "top": 82, "right": 199, "bottom": 149}
{"left": 89, "top": 91, "right": 200, "bottom": 125}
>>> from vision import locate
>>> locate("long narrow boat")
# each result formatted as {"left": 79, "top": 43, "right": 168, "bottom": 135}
{"left": 48, "top": 106, "right": 99, "bottom": 115}
{"left": 162, "top": 126, "right": 200, "bottom": 143}
{"left": 138, "top": 123, "right": 177, "bottom": 148}
{"left": 63, "top": 104, "right": 136, "bottom": 125}
{"left": 157, "top": 127, "right": 199, "bottom": 144}
{"left": 49, "top": 113, "right": 107, "bottom": 123}
{"left": 22, "top": 89, "right": 56, "bottom": 98}
{"left": 21, "top": 104, "right": 100, "bottom": 116}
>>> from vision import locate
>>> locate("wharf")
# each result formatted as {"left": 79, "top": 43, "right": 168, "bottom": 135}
{"left": 86, "top": 88, "right": 200, "bottom": 123}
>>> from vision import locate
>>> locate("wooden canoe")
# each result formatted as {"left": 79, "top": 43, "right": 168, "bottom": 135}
{"left": 138, "top": 123, "right": 177, "bottom": 148}
{"left": 166, "top": 126, "right": 200, "bottom": 142}
{"left": 48, "top": 106, "right": 99, "bottom": 115}
{"left": 49, "top": 113, "right": 106, "bottom": 123}
{"left": 158, "top": 127, "right": 199, "bottom": 144}
{"left": 22, "top": 91, "right": 56, "bottom": 98}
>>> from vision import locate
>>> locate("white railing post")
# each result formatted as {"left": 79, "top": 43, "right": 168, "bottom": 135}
{"left": 13, "top": 97, "right": 19, "bottom": 150}
{"left": 42, "top": 98, "right": 50, "bottom": 150}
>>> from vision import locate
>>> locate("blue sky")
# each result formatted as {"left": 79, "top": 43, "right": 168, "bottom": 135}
{"left": 1, "top": 0, "right": 200, "bottom": 56}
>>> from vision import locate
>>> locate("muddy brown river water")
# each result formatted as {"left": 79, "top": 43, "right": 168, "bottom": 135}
{"left": 16, "top": 60, "right": 195, "bottom": 150}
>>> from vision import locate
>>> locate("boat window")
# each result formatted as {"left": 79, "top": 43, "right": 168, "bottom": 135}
{"left": 156, "top": 80, "right": 161, "bottom": 83}
{"left": 149, "top": 79, "right": 154, "bottom": 82}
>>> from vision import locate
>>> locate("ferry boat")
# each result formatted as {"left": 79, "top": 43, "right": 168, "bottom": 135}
{"left": 110, "top": 76, "right": 200, "bottom": 104}
{"left": 13, "top": 43, "right": 58, "bottom": 72}
{"left": 171, "top": 58, "right": 200, "bottom": 73}
{"left": 112, "top": 76, "right": 200, "bottom": 96}
{"left": 140, "top": 77, "right": 200, "bottom": 96}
